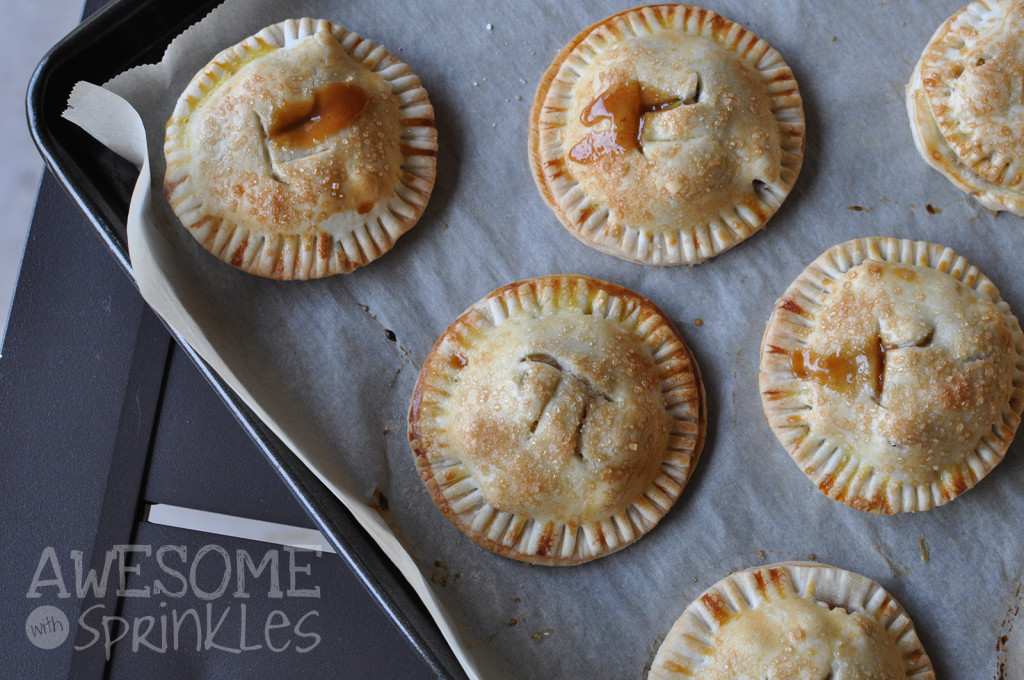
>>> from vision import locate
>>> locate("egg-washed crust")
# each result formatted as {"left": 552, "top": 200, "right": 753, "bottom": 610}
{"left": 649, "top": 561, "right": 935, "bottom": 679}
{"left": 759, "top": 237, "right": 1024, "bottom": 514}
{"left": 408, "top": 275, "right": 706, "bottom": 565}
{"left": 529, "top": 4, "right": 804, "bottom": 265}
{"left": 907, "top": 0, "right": 1024, "bottom": 215}
{"left": 164, "top": 18, "right": 436, "bottom": 279}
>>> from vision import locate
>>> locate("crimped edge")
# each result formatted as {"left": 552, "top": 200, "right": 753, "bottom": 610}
{"left": 163, "top": 17, "right": 437, "bottom": 279}
{"left": 907, "top": 0, "right": 1024, "bottom": 215}
{"left": 648, "top": 561, "right": 935, "bottom": 679}
{"left": 758, "top": 237, "right": 1024, "bottom": 513}
{"left": 408, "top": 275, "right": 707, "bottom": 566}
{"left": 528, "top": 4, "right": 805, "bottom": 266}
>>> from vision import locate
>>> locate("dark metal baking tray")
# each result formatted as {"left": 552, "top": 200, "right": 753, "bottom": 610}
{"left": 27, "top": 1, "right": 464, "bottom": 677}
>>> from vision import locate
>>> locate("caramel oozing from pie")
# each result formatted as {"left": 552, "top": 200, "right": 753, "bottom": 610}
{"left": 569, "top": 81, "right": 689, "bottom": 164}
{"left": 790, "top": 337, "right": 896, "bottom": 397}
{"left": 561, "top": 33, "right": 781, "bottom": 234}
{"left": 185, "top": 28, "right": 404, "bottom": 233}
{"left": 268, "top": 81, "right": 369, "bottom": 149}
{"left": 796, "top": 261, "right": 1015, "bottom": 476}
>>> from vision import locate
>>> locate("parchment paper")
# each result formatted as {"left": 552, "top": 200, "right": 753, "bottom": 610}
{"left": 62, "top": 1, "right": 1024, "bottom": 678}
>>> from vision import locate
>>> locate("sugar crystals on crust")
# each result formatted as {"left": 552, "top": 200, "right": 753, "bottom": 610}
{"left": 907, "top": 0, "right": 1024, "bottom": 215}
{"left": 529, "top": 4, "right": 804, "bottom": 265}
{"left": 759, "top": 237, "right": 1024, "bottom": 513}
{"left": 408, "top": 275, "right": 706, "bottom": 565}
{"left": 649, "top": 562, "right": 935, "bottom": 679}
{"left": 164, "top": 18, "right": 437, "bottom": 279}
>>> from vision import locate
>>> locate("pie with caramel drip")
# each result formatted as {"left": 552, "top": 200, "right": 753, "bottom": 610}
{"left": 760, "top": 237, "right": 1024, "bottom": 513}
{"left": 529, "top": 4, "right": 804, "bottom": 265}
{"left": 407, "top": 275, "right": 705, "bottom": 565}
{"left": 907, "top": 0, "right": 1024, "bottom": 215}
{"left": 164, "top": 18, "right": 436, "bottom": 279}
{"left": 649, "top": 562, "right": 935, "bottom": 679}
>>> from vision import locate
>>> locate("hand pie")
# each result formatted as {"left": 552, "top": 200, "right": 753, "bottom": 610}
{"left": 907, "top": 0, "right": 1024, "bottom": 215}
{"left": 164, "top": 18, "right": 437, "bottom": 279}
{"left": 408, "top": 275, "right": 705, "bottom": 565}
{"left": 649, "top": 562, "right": 935, "bottom": 679}
{"left": 760, "top": 237, "right": 1024, "bottom": 513}
{"left": 529, "top": 4, "right": 804, "bottom": 265}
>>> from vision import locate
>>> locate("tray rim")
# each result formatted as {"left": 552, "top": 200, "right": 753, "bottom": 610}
{"left": 26, "top": 0, "right": 464, "bottom": 677}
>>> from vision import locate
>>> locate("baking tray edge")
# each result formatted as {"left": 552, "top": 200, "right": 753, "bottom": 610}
{"left": 26, "top": 0, "right": 465, "bottom": 677}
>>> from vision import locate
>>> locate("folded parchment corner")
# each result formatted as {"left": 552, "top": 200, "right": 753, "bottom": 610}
{"left": 63, "top": 80, "right": 148, "bottom": 168}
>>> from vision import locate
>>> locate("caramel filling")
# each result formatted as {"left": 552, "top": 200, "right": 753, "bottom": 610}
{"left": 268, "top": 81, "right": 369, "bottom": 149}
{"left": 790, "top": 337, "right": 896, "bottom": 397}
{"left": 568, "top": 81, "right": 686, "bottom": 164}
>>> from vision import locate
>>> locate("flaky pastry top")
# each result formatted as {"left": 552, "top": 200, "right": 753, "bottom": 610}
{"left": 409, "top": 275, "right": 705, "bottom": 564}
{"left": 649, "top": 562, "right": 934, "bottom": 680}
{"left": 448, "top": 310, "right": 671, "bottom": 523}
{"left": 164, "top": 18, "right": 436, "bottom": 278}
{"left": 921, "top": 0, "right": 1024, "bottom": 190}
{"left": 760, "top": 238, "right": 1024, "bottom": 513}
{"left": 693, "top": 595, "right": 904, "bottom": 680}
{"left": 907, "top": 0, "right": 1024, "bottom": 214}
{"left": 530, "top": 4, "right": 804, "bottom": 265}
{"left": 562, "top": 32, "right": 780, "bottom": 236}
{"left": 800, "top": 261, "right": 1015, "bottom": 479}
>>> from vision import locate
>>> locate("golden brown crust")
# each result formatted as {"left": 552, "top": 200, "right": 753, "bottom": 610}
{"left": 649, "top": 562, "right": 935, "bottom": 679}
{"left": 408, "top": 275, "right": 706, "bottom": 565}
{"left": 529, "top": 4, "right": 804, "bottom": 265}
{"left": 759, "top": 237, "right": 1024, "bottom": 513}
{"left": 907, "top": 0, "right": 1024, "bottom": 214}
{"left": 164, "top": 18, "right": 436, "bottom": 279}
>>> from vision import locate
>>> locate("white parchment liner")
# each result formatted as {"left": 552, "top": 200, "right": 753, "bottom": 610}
{"left": 61, "top": 1, "right": 1024, "bottom": 678}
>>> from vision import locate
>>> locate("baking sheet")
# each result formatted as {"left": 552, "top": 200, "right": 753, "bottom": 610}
{"left": 62, "top": 1, "right": 1024, "bottom": 677}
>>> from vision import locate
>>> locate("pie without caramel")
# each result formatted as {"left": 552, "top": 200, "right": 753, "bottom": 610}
{"left": 164, "top": 18, "right": 437, "bottom": 279}
{"left": 529, "top": 4, "right": 804, "bottom": 265}
{"left": 648, "top": 562, "right": 935, "bottom": 679}
{"left": 907, "top": 0, "right": 1024, "bottom": 215}
{"left": 407, "top": 275, "right": 705, "bottom": 565}
{"left": 759, "top": 237, "right": 1024, "bottom": 513}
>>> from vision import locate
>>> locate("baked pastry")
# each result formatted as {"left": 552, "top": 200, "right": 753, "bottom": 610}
{"left": 760, "top": 237, "right": 1024, "bottom": 513}
{"left": 529, "top": 4, "right": 804, "bottom": 265}
{"left": 907, "top": 0, "right": 1024, "bottom": 215}
{"left": 648, "top": 562, "right": 935, "bottom": 679}
{"left": 408, "top": 275, "right": 705, "bottom": 565}
{"left": 164, "top": 18, "right": 437, "bottom": 279}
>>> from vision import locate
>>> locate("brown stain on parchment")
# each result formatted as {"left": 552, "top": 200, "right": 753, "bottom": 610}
{"left": 997, "top": 580, "right": 1023, "bottom": 680}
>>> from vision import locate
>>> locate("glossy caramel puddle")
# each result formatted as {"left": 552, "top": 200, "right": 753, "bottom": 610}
{"left": 569, "top": 81, "right": 684, "bottom": 164}
{"left": 269, "top": 81, "right": 369, "bottom": 149}
{"left": 790, "top": 337, "right": 895, "bottom": 396}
